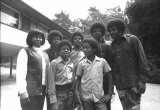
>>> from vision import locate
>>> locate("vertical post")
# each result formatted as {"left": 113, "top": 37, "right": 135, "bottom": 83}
{"left": 8, "top": 55, "right": 13, "bottom": 78}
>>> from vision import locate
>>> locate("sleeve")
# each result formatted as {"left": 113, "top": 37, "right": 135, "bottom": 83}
{"left": 102, "top": 44, "right": 113, "bottom": 69}
{"left": 103, "top": 59, "right": 111, "bottom": 74}
{"left": 131, "top": 36, "right": 150, "bottom": 82}
{"left": 76, "top": 61, "right": 83, "bottom": 77}
{"left": 16, "top": 48, "right": 28, "bottom": 94}
{"left": 48, "top": 61, "right": 57, "bottom": 103}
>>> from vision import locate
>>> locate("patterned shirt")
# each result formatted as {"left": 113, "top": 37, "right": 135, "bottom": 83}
{"left": 106, "top": 34, "right": 150, "bottom": 89}
{"left": 76, "top": 56, "right": 111, "bottom": 102}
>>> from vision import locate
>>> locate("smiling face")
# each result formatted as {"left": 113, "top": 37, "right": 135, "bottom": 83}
{"left": 82, "top": 42, "right": 95, "bottom": 57}
{"left": 32, "top": 35, "right": 42, "bottom": 47}
{"left": 73, "top": 36, "right": 82, "bottom": 47}
{"left": 59, "top": 45, "right": 71, "bottom": 58}
{"left": 108, "top": 26, "right": 122, "bottom": 40}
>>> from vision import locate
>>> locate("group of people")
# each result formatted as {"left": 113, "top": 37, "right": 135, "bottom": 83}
{"left": 16, "top": 18, "right": 150, "bottom": 110}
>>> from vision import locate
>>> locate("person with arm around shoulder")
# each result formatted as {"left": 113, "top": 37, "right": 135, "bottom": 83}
{"left": 16, "top": 29, "right": 50, "bottom": 110}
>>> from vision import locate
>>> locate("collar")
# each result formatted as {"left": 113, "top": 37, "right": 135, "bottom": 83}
{"left": 32, "top": 46, "right": 42, "bottom": 51}
{"left": 112, "top": 35, "right": 126, "bottom": 45}
{"left": 72, "top": 46, "right": 83, "bottom": 51}
{"left": 57, "top": 56, "right": 70, "bottom": 64}
{"left": 85, "top": 56, "right": 100, "bottom": 63}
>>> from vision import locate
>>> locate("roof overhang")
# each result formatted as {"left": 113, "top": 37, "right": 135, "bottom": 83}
{"left": 1, "top": 0, "right": 71, "bottom": 39}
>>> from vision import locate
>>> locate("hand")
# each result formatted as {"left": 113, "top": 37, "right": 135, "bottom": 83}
{"left": 20, "top": 92, "right": 30, "bottom": 104}
{"left": 99, "top": 94, "right": 112, "bottom": 104}
{"left": 137, "top": 81, "right": 146, "bottom": 94}
{"left": 51, "top": 103, "right": 58, "bottom": 110}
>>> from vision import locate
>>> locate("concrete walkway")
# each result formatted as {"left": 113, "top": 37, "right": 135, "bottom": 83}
{"left": 1, "top": 67, "right": 160, "bottom": 110}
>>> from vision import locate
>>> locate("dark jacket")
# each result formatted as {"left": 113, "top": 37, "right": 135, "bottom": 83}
{"left": 45, "top": 47, "right": 59, "bottom": 62}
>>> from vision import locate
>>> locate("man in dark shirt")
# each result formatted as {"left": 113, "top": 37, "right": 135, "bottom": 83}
{"left": 45, "top": 30, "right": 63, "bottom": 62}
{"left": 90, "top": 22, "right": 113, "bottom": 110}
{"left": 106, "top": 18, "right": 150, "bottom": 110}
{"left": 45, "top": 30, "right": 63, "bottom": 110}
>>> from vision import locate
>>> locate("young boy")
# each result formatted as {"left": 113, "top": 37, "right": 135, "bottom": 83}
{"left": 70, "top": 32, "right": 85, "bottom": 108}
{"left": 75, "top": 38, "right": 113, "bottom": 110}
{"left": 90, "top": 22, "right": 114, "bottom": 110}
{"left": 45, "top": 30, "right": 63, "bottom": 62}
{"left": 48, "top": 40, "right": 75, "bottom": 110}
{"left": 70, "top": 32, "right": 85, "bottom": 71}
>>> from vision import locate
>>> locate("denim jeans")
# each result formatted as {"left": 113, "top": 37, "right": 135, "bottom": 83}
{"left": 82, "top": 100, "right": 107, "bottom": 110}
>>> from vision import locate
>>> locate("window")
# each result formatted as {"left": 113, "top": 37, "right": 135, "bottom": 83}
{"left": 0, "top": 3, "right": 19, "bottom": 28}
{"left": 21, "top": 15, "right": 31, "bottom": 31}
{"left": 21, "top": 15, "right": 39, "bottom": 32}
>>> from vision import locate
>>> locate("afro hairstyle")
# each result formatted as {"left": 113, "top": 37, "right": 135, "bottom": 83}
{"left": 48, "top": 30, "right": 63, "bottom": 45}
{"left": 82, "top": 38, "right": 99, "bottom": 54}
{"left": 57, "top": 40, "right": 72, "bottom": 52}
{"left": 71, "top": 32, "right": 84, "bottom": 44}
{"left": 107, "top": 18, "right": 126, "bottom": 34}
{"left": 90, "top": 22, "right": 106, "bottom": 36}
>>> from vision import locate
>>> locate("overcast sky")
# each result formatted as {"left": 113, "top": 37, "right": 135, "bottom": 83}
{"left": 22, "top": 0, "right": 129, "bottom": 20}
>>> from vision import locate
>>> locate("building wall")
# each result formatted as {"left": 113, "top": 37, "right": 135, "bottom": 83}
{"left": 0, "top": 2, "right": 51, "bottom": 67}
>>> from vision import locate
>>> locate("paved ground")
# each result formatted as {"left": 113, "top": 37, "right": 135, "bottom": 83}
{"left": 1, "top": 67, "right": 160, "bottom": 110}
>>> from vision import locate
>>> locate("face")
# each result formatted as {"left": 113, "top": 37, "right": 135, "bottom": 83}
{"left": 51, "top": 36, "right": 60, "bottom": 46}
{"left": 32, "top": 35, "right": 42, "bottom": 47}
{"left": 92, "top": 28, "right": 103, "bottom": 41}
{"left": 82, "top": 42, "right": 95, "bottom": 57}
{"left": 59, "top": 45, "right": 71, "bottom": 58}
{"left": 108, "top": 26, "right": 122, "bottom": 40}
{"left": 74, "top": 36, "right": 82, "bottom": 46}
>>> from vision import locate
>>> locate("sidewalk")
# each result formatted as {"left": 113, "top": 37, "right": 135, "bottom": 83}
{"left": 1, "top": 67, "right": 160, "bottom": 110}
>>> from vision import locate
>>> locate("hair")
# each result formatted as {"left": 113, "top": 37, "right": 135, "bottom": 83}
{"left": 107, "top": 18, "right": 126, "bottom": 34}
{"left": 71, "top": 32, "right": 84, "bottom": 44}
{"left": 82, "top": 38, "right": 99, "bottom": 54}
{"left": 26, "top": 29, "right": 45, "bottom": 47}
{"left": 57, "top": 40, "right": 72, "bottom": 52}
{"left": 48, "top": 30, "right": 63, "bottom": 45}
{"left": 90, "top": 22, "right": 106, "bottom": 36}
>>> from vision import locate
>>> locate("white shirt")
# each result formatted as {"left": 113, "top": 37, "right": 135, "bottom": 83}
{"left": 16, "top": 46, "right": 46, "bottom": 94}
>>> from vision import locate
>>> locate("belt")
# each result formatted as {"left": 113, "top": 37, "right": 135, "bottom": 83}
{"left": 56, "top": 83, "right": 72, "bottom": 91}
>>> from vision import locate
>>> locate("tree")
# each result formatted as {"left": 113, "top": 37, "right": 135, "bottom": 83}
{"left": 125, "top": 0, "right": 160, "bottom": 56}
{"left": 77, "top": 6, "right": 127, "bottom": 36}
{"left": 77, "top": 6, "right": 106, "bottom": 35}
{"left": 125, "top": 0, "right": 160, "bottom": 83}
{"left": 52, "top": 10, "right": 72, "bottom": 31}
